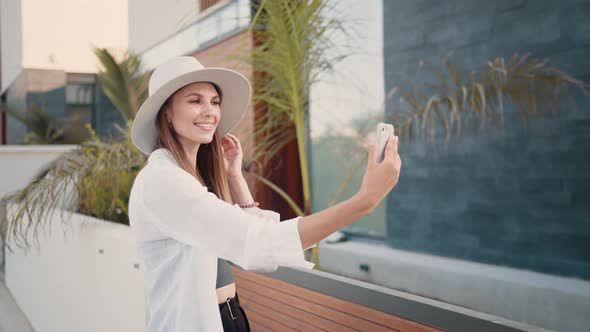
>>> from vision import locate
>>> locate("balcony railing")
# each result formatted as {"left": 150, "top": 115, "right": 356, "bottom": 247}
{"left": 200, "top": 0, "right": 222, "bottom": 12}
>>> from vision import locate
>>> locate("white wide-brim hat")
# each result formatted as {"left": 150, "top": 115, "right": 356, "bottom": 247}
{"left": 131, "top": 56, "right": 251, "bottom": 155}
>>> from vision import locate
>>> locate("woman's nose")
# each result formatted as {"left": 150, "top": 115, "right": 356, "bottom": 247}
{"left": 203, "top": 103, "right": 219, "bottom": 116}
{"left": 202, "top": 104, "right": 214, "bottom": 115}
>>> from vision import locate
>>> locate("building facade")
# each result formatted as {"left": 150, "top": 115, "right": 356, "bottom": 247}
{"left": 0, "top": 0, "right": 129, "bottom": 143}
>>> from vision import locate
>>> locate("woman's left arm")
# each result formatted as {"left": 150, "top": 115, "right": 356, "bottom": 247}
{"left": 222, "top": 133, "right": 279, "bottom": 222}
{"left": 228, "top": 173, "right": 283, "bottom": 224}
{"left": 222, "top": 133, "right": 253, "bottom": 204}
{"left": 227, "top": 175, "right": 255, "bottom": 205}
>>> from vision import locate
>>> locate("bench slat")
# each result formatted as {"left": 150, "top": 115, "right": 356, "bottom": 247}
{"left": 239, "top": 293, "right": 329, "bottom": 332}
{"left": 239, "top": 287, "right": 356, "bottom": 332}
{"left": 247, "top": 322, "right": 275, "bottom": 332}
{"left": 234, "top": 268, "right": 442, "bottom": 332}
{"left": 236, "top": 274, "right": 399, "bottom": 332}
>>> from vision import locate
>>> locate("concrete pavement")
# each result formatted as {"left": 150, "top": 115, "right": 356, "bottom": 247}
{"left": 0, "top": 274, "right": 34, "bottom": 332}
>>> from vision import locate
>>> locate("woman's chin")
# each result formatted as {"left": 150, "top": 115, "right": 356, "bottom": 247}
{"left": 180, "top": 131, "right": 215, "bottom": 145}
{"left": 195, "top": 133, "right": 214, "bottom": 144}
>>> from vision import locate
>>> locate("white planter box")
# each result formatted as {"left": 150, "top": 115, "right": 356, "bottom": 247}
{"left": 5, "top": 205, "right": 147, "bottom": 332}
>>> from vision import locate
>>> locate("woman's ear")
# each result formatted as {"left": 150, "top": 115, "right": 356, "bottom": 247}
{"left": 164, "top": 108, "right": 172, "bottom": 124}
{"left": 162, "top": 98, "right": 172, "bottom": 123}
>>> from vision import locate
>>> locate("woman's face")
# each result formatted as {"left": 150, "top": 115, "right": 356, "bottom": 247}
{"left": 166, "top": 82, "right": 221, "bottom": 147}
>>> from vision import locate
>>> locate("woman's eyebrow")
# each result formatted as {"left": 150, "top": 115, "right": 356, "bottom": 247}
{"left": 184, "top": 92, "right": 219, "bottom": 99}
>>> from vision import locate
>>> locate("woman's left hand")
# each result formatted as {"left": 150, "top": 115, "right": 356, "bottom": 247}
{"left": 221, "top": 133, "right": 244, "bottom": 180}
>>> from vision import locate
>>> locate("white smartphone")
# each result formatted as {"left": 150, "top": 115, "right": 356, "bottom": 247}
{"left": 376, "top": 122, "right": 395, "bottom": 163}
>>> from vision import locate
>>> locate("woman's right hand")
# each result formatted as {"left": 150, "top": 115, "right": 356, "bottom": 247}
{"left": 358, "top": 136, "right": 402, "bottom": 211}
{"left": 296, "top": 135, "right": 401, "bottom": 250}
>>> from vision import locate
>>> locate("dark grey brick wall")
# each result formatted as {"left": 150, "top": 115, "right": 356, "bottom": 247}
{"left": 383, "top": 0, "right": 590, "bottom": 279}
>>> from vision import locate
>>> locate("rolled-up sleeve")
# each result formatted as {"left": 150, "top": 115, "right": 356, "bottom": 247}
{"left": 239, "top": 207, "right": 317, "bottom": 250}
{"left": 238, "top": 206, "right": 280, "bottom": 223}
{"left": 140, "top": 165, "right": 315, "bottom": 271}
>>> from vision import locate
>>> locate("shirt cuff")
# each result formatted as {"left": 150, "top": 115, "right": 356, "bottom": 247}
{"left": 273, "top": 216, "right": 316, "bottom": 270}
{"left": 236, "top": 205, "right": 280, "bottom": 224}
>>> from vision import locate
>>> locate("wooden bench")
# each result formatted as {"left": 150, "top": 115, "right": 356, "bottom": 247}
{"left": 233, "top": 268, "right": 443, "bottom": 332}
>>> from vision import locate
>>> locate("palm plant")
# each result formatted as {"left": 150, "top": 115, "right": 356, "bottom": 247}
{"left": 2, "top": 122, "right": 146, "bottom": 250}
{"left": 1, "top": 48, "right": 150, "bottom": 250}
{"left": 391, "top": 53, "right": 590, "bottom": 145}
{"left": 94, "top": 48, "right": 150, "bottom": 121}
{"left": 0, "top": 102, "right": 87, "bottom": 144}
{"left": 239, "top": 0, "right": 349, "bottom": 213}
{"left": 230, "top": 0, "right": 352, "bottom": 265}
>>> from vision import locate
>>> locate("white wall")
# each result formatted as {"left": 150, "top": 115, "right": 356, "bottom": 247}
{"left": 1, "top": 146, "right": 147, "bottom": 332}
{"left": 19, "top": 0, "right": 128, "bottom": 73}
{"left": 5, "top": 207, "right": 147, "bottom": 332}
{"left": 0, "top": 145, "right": 78, "bottom": 200}
{"left": 129, "top": 0, "right": 251, "bottom": 69}
{"left": 0, "top": 0, "right": 128, "bottom": 90}
{"left": 0, "top": 0, "right": 23, "bottom": 94}
{"left": 128, "top": 0, "right": 199, "bottom": 54}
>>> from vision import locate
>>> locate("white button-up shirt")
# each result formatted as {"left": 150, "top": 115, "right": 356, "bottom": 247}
{"left": 128, "top": 148, "right": 315, "bottom": 331}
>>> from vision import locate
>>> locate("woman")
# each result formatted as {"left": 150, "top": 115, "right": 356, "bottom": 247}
{"left": 128, "top": 56, "right": 401, "bottom": 332}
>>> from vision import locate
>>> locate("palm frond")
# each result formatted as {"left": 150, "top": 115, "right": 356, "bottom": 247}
{"left": 390, "top": 53, "right": 590, "bottom": 146}
{"left": 94, "top": 48, "right": 150, "bottom": 120}
{"left": 239, "top": 0, "right": 351, "bottom": 217}
{"left": 3, "top": 123, "right": 146, "bottom": 250}
{"left": 0, "top": 102, "right": 87, "bottom": 144}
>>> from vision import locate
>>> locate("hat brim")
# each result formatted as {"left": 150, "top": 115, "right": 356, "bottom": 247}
{"left": 131, "top": 68, "right": 251, "bottom": 155}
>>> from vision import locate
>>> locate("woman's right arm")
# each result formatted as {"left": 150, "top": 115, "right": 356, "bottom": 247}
{"left": 298, "top": 136, "right": 401, "bottom": 249}
{"left": 136, "top": 136, "right": 400, "bottom": 271}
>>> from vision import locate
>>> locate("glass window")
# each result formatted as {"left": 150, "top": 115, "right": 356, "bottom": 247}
{"left": 310, "top": 0, "right": 385, "bottom": 237}
{"left": 65, "top": 84, "right": 93, "bottom": 105}
{"left": 65, "top": 80, "right": 95, "bottom": 141}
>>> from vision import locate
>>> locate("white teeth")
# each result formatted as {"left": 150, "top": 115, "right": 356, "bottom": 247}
{"left": 194, "top": 123, "right": 213, "bottom": 128}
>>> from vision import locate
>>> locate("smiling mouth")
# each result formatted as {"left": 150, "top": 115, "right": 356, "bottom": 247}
{"left": 194, "top": 123, "right": 215, "bottom": 131}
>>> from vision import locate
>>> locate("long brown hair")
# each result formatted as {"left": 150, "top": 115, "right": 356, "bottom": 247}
{"left": 153, "top": 83, "right": 232, "bottom": 203}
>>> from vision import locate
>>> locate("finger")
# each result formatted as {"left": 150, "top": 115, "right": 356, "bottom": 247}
{"left": 225, "top": 135, "right": 236, "bottom": 150}
{"left": 229, "top": 134, "right": 242, "bottom": 150}
{"left": 367, "top": 142, "right": 377, "bottom": 168}
{"left": 386, "top": 136, "right": 396, "bottom": 153}
{"left": 384, "top": 136, "right": 396, "bottom": 161}
{"left": 221, "top": 137, "right": 231, "bottom": 150}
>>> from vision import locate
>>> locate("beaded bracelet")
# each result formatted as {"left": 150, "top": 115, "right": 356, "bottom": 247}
{"left": 238, "top": 201, "right": 260, "bottom": 208}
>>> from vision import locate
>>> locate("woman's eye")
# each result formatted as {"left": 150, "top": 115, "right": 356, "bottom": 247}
{"left": 212, "top": 101, "right": 220, "bottom": 106}
{"left": 190, "top": 99, "right": 200, "bottom": 104}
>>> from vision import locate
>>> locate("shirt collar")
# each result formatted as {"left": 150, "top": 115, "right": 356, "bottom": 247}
{"left": 148, "top": 148, "right": 179, "bottom": 167}
{"left": 148, "top": 147, "right": 209, "bottom": 190}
